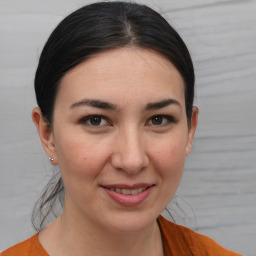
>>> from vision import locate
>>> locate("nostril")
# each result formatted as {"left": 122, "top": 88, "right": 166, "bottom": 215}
{"left": 110, "top": 152, "right": 149, "bottom": 174}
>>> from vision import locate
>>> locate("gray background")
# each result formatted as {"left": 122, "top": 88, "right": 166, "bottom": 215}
{"left": 0, "top": 0, "right": 255, "bottom": 255}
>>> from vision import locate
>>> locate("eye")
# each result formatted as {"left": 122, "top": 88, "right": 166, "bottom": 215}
{"left": 79, "top": 115, "right": 109, "bottom": 127}
{"left": 147, "top": 115, "right": 176, "bottom": 126}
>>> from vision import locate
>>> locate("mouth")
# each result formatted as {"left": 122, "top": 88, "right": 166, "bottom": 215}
{"left": 100, "top": 184, "right": 154, "bottom": 206}
{"left": 102, "top": 186, "right": 151, "bottom": 195}
{"left": 100, "top": 183, "right": 155, "bottom": 202}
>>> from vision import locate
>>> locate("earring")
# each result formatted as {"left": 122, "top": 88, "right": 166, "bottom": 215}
{"left": 188, "top": 144, "right": 192, "bottom": 148}
{"left": 49, "top": 157, "right": 54, "bottom": 162}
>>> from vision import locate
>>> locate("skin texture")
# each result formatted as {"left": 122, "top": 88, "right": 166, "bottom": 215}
{"left": 32, "top": 47, "right": 198, "bottom": 256}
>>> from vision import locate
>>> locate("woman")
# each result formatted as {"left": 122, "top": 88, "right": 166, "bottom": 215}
{"left": 1, "top": 2, "right": 241, "bottom": 256}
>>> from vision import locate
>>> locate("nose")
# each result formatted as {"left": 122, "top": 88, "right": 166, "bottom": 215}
{"left": 110, "top": 127, "right": 149, "bottom": 174}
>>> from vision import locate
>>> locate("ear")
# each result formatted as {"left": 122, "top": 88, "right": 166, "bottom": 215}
{"left": 185, "top": 106, "right": 199, "bottom": 156}
{"left": 32, "top": 107, "right": 58, "bottom": 165}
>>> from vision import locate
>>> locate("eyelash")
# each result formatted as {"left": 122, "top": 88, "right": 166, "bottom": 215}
{"left": 146, "top": 115, "right": 177, "bottom": 127}
{"left": 79, "top": 115, "right": 111, "bottom": 127}
{"left": 78, "top": 114, "right": 177, "bottom": 128}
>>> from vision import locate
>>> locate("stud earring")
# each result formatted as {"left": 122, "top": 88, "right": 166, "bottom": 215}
{"left": 49, "top": 157, "right": 54, "bottom": 162}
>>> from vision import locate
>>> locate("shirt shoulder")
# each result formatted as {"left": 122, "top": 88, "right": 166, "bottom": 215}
{"left": 0, "top": 234, "right": 49, "bottom": 256}
{"left": 157, "top": 215, "right": 243, "bottom": 256}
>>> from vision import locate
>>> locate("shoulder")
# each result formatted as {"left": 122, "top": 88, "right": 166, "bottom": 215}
{"left": 0, "top": 234, "right": 48, "bottom": 256}
{"left": 157, "top": 215, "right": 243, "bottom": 256}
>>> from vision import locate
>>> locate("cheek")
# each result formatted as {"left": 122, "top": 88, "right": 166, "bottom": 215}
{"left": 150, "top": 135, "right": 187, "bottom": 179}
{"left": 148, "top": 135, "right": 187, "bottom": 209}
{"left": 54, "top": 131, "right": 111, "bottom": 179}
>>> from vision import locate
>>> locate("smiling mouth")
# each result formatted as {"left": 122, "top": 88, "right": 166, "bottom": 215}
{"left": 101, "top": 184, "right": 155, "bottom": 206}
{"left": 101, "top": 185, "right": 154, "bottom": 195}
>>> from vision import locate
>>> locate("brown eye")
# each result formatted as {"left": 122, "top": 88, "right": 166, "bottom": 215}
{"left": 89, "top": 116, "right": 102, "bottom": 126}
{"left": 79, "top": 115, "right": 109, "bottom": 127}
{"left": 151, "top": 116, "right": 163, "bottom": 125}
{"left": 147, "top": 115, "right": 177, "bottom": 127}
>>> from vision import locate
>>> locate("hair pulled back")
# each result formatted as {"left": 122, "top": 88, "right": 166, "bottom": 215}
{"left": 33, "top": 1, "right": 195, "bottom": 231}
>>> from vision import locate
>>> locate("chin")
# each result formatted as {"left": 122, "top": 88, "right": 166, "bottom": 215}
{"left": 101, "top": 210, "right": 159, "bottom": 234}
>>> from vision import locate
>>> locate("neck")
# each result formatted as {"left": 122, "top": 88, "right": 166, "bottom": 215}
{"left": 39, "top": 206, "right": 164, "bottom": 256}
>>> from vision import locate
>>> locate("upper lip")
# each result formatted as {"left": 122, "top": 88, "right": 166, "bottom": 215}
{"left": 100, "top": 183, "right": 154, "bottom": 189}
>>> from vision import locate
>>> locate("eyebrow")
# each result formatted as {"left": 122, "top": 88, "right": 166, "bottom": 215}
{"left": 70, "top": 99, "right": 118, "bottom": 110}
{"left": 145, "top": 99, "right": 181, "bottom": 111}
{"left": 70, "top": 98, "right": 181, "bottom": 111}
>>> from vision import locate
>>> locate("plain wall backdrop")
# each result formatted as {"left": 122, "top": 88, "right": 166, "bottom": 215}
{"left": 0, "top": 0, "right": 255, "bottom": 255}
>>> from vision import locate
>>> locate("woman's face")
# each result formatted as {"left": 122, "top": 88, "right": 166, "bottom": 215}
{"left": 35, "top": 48, "right": 198, "bottom": 233}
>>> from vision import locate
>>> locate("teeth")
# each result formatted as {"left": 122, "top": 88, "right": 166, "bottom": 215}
{"left": 121, "top": 189, "right": 129, "bottom": 195}
{"left": 116, "top": 188, "right": 122, "bottom": 193}
{"left": 137, "top": 188, "right": 143, "bottom": 193}
{"left": 110, "top": 187, "right": 147, "bottom": 195}
{"left": 131, "top": 189, "right": 138, "bottom": 195}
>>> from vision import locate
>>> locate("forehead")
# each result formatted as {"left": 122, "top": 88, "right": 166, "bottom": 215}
{"left": 56, "top": 47, "right": 185, "bottom": 108}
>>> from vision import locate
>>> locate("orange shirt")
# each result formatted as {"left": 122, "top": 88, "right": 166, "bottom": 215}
{"left": 157, "top": 215, "right": 242, "bottom": 255}
{"left": 1, "top": 216, "right": 242, "bottom": 256}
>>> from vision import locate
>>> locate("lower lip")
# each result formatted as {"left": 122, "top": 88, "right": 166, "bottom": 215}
{"left": 102, "top": 187, "right": 153, "bottom": 207}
